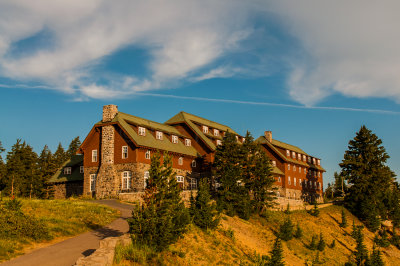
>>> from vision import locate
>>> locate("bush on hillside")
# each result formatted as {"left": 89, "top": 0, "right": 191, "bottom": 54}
{"left": 279, "top": 217, "right": 294, "bottom": 241}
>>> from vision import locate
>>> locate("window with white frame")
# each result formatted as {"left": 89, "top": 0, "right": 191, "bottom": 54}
{"left": 202, "top": 126, "right": 208, "bottom": 133}
{"left": 176, "top": 175, "right": 184, "bottom": 183}
{"left": 288, "top": 176, "right": 291, "bottom": 185}
{"left": 190, "top": 178, "right": 197, "bottom": 190}
{"left": 138, "top": 126, "right": 146, "bottom": 136}
{"left": 216, "top": 140, "right": 222, "bottom": 146}
{"left": 178, "top": 157, "right": 183, "bottom": 165}
{"left": 303, "top": 155, "right": 306, "bottom": 161}
{"left": 64, "top": 167, "right": 71, "bottom": 175}
{"left": 145, "top": 150, "right": 151, "bottom": 159}
{"left": 90, "top": 174, "right": 97, "bottom": 192}
{"left": 185, "top": 139, "right": 191, "bottom": 146}
{"left": 294, "top": 177, "right": 297, "bottom": 186}
{"left": 304, "top": 168, "right": 306, "bottom": 174}
{"left": 318, "top": 182, "right": 321, "bottom": 189}
{"left": 293, "top": 165, "right": 296, "bottom": 171}
{"left": 298, "top": 154, "right": 301, "bottom": 160}
{"left": 308, "top": 156, "right": 311, "bottom": 163}
{"left": 122, "top": 171, "right": 132, "bottom": 190}
{"left": 122, "top": 146, "right": 128, "bottom": 159}
{"left": 286, "top": 150, "right": 290, "bottom": 156}
{"left": 299, "top": 166, "right": 301, "bottom": 173}
{"left": 278, "top": 176, "right": 281, "bottom": 182}
{"left": 156, "top": 131, "right": 163, "bottom": 140}
{"left": 287, "top": 164, "right": 290, "bottom": 170}
{"left": 309, "top": 180, "right": 312, "bottom": 187}
{"left": 172, "top": 135, "right": 178, "bottom": 144}
{"left": 317, "top": 159, "right": 321, "bottom": 166}
{"left": 213, "top": 129, "right": 219, "bottom": 136}
{"left": 80, "top": 166, "right": 84, "bottom": 173}
{"left": 299, "top": 179, "right": 302, "bottom": 185}
{"left": 292, "top": 151, "right": 296, "bottom": 158}
{"left": 191, "top": 160, "right": 196, "bottom": 167}
{"left": 144, "top": 171, "right": 149, "bottom": 188}
{"left": 314, "top": 181, "right": 317, "bottom": 188}
{"left": 272, "top": 160, "right": 276, "bottom": 167}
{"left": 312, "top": 158, "right": 316, "bottom": 164}
{"left": 92, "top": 150, "right": 98, "bottom": 162}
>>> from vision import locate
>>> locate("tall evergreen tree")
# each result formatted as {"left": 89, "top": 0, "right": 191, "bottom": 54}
{"left": 128, "top": 152, "right": 190, "bottom": 251}
{"left": 0, "top": 141, "right": 5, "bottom": 193}
{"left": 370, "top": 244, "right": 384, "bottom": 266}
{"left": 53, "top": 142, "right": 67, "bottom": 169}
{"left": 190, "top": 179, "right": 220, "bottom": 230}
{"left": 340, "top": 126, "right": 395, "bottom": 231}
{"left": 5, "top": 140, "right": 38, "bottom": 197}
{"left": 279, "top": 217, "right": 294, "bottom": 241}
{"left": 37, "top": 145, "right": 57, "bottom": 198}
{"left": 267, "top": 236, "right": 285, "bottom": 266}
{"left": 340, "top": 208, "right": 348, "bottom": 228}
{"left": 242, "top": 131, "right": 276, "bottom": 213}
{"left": 354, "top": 226, "right": 369, "bottom": 265}
{"left": 214, "top": 131, "right": 249, "bottom": 218}
{"left": 66, "top": 137, "right": 81, "bottom": 159}
{"left": 333, "top": 171, "right": 347, "bottom": 198}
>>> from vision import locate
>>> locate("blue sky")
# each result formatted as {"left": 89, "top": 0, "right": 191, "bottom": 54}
{"left": 0, "top": 1, "right": 399, "bottom": 187}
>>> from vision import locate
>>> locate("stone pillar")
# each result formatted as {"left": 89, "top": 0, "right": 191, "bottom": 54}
{"left": 103, "top": 104, "right": 118, "bottom": 122}
{"left": 264, "top": 131, "right": 272, "bottom": 142}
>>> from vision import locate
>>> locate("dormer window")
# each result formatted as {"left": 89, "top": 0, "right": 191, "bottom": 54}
{"left": 138, "top": 126, "right": 146, "bottom": 136}
{"left": 308, "top": 156, "right": 311, "bottom": 163}
{"left": 272, "top": 160, "right": 276, "bottom": 167}
{"left": 172, "top": 135, "right": 178, "bottom": 144}
{"left": 213, "top": 129, "right": 219, "bottom": 136}
{"left": 202, "top": 126, "right": 208, "bottom": 133}
{"left": 317, "top": 159, "right": 320, "bottom": 166}
{"left": 185, "top": 139, "right": 191, "bottom": 146}
{"left": 292, "top": 151, "right": 296, "bottom": 159}
{"left": 298, "top": 154, "right": 301, "bottom": 160}
{"left": 156, "top": 131, "right": 163, "bottom": 140}
{"left": 303, "top": 155, "right": 306, "bottom": 162}
{"left": 286, "top": 150, "right": 290, "bottom": 156}
{"left": 64, "top": 167, "right": 71, "bottom": 175}
{"left": 312, "top": 158, "right": 316, "bottom": 164}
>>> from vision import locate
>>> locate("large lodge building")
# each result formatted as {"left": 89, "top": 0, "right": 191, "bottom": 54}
{"left": 48, "top": 105, "right": 325, "bottom": 202}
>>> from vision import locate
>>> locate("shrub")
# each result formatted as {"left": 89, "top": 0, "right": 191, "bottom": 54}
{"left": 309, "top": 235, "right": 318, "bottom": 250}
{"left": 309, "top": 204, "right": 320, "bottom": 217}
{"left": 317, "top": 233, "right": 326, "bottom": 251}
{"left": 294, "top": 223, "right": 303, "bottom": 239}
{"left": 279, "top": 217, "right": 294, "bottom": 241}
{"left": 374, "top": 229, "right": 390, "bottom": 248}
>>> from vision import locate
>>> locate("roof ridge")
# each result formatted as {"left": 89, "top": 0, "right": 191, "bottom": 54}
{"left": 118, "top": 112, "right": 180, "bottom": 133}
{"left": 180, "top": 111, "right": 233, "bottom": 129}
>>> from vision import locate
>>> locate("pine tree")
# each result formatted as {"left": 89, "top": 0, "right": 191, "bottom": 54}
{"left": 267, "top": 236, "right": 284, "bottom": 266}
{"left": 242, "top": 131, "right": 276, "bottom": 213}
{"left": 5, "top": 140, "right": 38, "bottom": 197}
{"left": 128, "top": 152, "right": 190, "bottom": 251}
{"left": 294, "top": 223, "right": 303, "bottom": 238}
{"left": 0, "top": 141, "right": 5, "bottom": 193}
{"left": 309, "top": 235, "right": 318, "bottom": 250}
{"left": 389, "top": 184, "right": 400, "bottom": 231}
{"left": 333, "top": 172, "right": 347, "bottom": 198}
{"left": 340, "top": 126, "right": 395, "bottom": 231}
{"left": 37, "top": 145, "right": 57, "bottom": 198}
{"left": 370, "top": 244, "right": 384, "bottom": 266}
{"left": 279, "top": 217, "right": 294, "bottom": 241}
{"left": 354, "top": 226, "right": 369, "bottom": 265}
{"left": 340, "top": 208, "right": 348, "bottom": 228}
{"left": 317, "top": 233, "right": 326, "bottom": 251}
{"left": 191, "top": 179, "right": 220, "bottom": 230}
{"left": 66, "top": 137, "right": 81, "bottom": 159}
{"left": 53, "top": 143, "right": 67, "bottom": 169}
{"left": 284, "top": 203, "right": 291, "bottom": 214}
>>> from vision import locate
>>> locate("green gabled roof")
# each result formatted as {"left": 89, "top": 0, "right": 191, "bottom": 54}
{"left": 99, "top": 112, "right": 198, "bottom": 157}
{"left": 48, "top": 155, "right": 83, "bottom": 183}
{"left": 165, "top": 112, "right": 238, "bottom": 151}
{"left": 271, "top": 166, "right": 284, "bottom": 176}
{"left": 256, "top": 136, "right": 326, "bottom": 171}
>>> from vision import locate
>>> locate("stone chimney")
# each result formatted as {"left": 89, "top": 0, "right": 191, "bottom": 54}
{"left": 264, "top": 131, "right": 272, "bottom": 142}
{"left": 102, "top": 104, "right": 118, "bottom": 122}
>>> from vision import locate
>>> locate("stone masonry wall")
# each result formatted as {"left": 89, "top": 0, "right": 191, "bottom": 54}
{"left": 52, "top": 181, "right": 83, "bottom": 199}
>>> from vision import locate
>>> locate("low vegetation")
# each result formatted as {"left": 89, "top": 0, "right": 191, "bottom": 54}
{"left": 0, "top": 198, "right": 118, "bottom": 262}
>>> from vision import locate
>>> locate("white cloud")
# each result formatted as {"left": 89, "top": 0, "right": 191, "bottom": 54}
{"left": 1, "top": 0, "right": 400, "bottom": 106}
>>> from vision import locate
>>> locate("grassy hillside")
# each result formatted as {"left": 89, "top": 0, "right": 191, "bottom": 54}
{"left": 0, "top": 199, "right": 119, "bottom": 262}
{"left": 115, "top": 205, "right": 400, "bottom": 265}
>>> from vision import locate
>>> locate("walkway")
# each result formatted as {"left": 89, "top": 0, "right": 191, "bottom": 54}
{"left": 1, "top": 200, "right": 133, "bottom": 266}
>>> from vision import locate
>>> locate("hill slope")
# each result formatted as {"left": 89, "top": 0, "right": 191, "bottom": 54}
{"left": 143, "top": 205, "right": 400, "bottom": 265}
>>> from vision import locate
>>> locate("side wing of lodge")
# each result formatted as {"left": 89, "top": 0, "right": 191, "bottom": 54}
{"left": 48, "top": 105, "right": 325, "bottom": 203}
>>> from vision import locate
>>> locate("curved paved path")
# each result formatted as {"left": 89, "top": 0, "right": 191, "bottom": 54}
{"left": 1, "top": 200, "right": 133, "bottom": 266}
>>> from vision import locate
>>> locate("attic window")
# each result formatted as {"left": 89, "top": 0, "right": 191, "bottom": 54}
{"left": 92, "top": 150, "right": 97, "bottom": 162}
{"left": 308, "top": 156, "right": 311, "bottom": 163}
{"left": 242, "top": 137, "right": 246, "bottom": 143}
{"left": 172, "top": 135, "right": 178, "bottom": 144}
{"left": 318, "top": 171, "right": 321, "bottom": 177}
{"left": 156, "top": 131, "right": 163, "bottom": 140}
{"left": 214, "top": 129, "right": 219, "bottom": 136}
{"left": 216, "top": 140, "right": 222, "bottom": 146}
{"left": 298, "top": 154, "right": 301, "bottom": 160}
{"left": 202, "top": 126, "right": 208, "bottom": 133}
{"left": 292, "top": 151, "right": 296, "bottom": 159}
{"left": 80, "top": 166, "right": 84, "bottom": 173}
{"left": 138, "top": 127, "right": 146, "bottom": 136}
{"left": 317, "top": 159, "right": 321, "bottom": 166}
{"left": 122, "top": 146, "right": 128, "bottom": 159}
{"left": 64, "top": 167, "right": 71, "bottom": 175}
{"left": 286, "top": 150, "right": 290, "bottom": 156}
{"left": 145, "top": 150, "right": 151, "bottom": 160}
{"left": 303, "top": 155, "right": 306, "bottom": 162}
{"left": 272, "top": 160, "right": 276, "bottom": 167}
{"left": 312, "top": 158, "right": 316, "bottom": 164}
{"left": 185, "top": 139, "right": 191, "bottom": 146}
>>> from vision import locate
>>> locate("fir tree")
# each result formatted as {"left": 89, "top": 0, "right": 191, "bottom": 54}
{"left": 191, "top": 179, "right": 220, "bottom": 230}
{"left": 389, "top": 184, "right": 400, "bottom": 231}
{"left": 284, "top": 203, "right": 291, "bottom": 214}
{"left": 370, "top": 245, "right": 384, "bottom": 266}
{"left": 279, "top": 217, "right": 294, "bottom": 241}
{"left": 294, "top": 223, "right": 303, "bottom": 239}
{"left": 66, "top": 137, "right": 81, "bottom": 159}
{"left": 330, "top": 239, "right": 336, "bottom": 248}
{"left": 354, "top": 226, "right": 369, "bottom": 265}
{"left": 317, "top": 233, "right": 326, "bottom": 251}
{"left": 340, "top": 208, "right": 348, "bottom": 228}
{"left": 37, "top": 145, "right": 57, "bottom": 198}
{"left": 309, "top": 235, "right": 318, "bottom": 250}
{"left": 340, "top": 126, "right": 395, "bottom": 231}
{"left": 128, "top": 152, "right": 190, "bottom": 251}
{"left": 333, "top": 171, "right": 347, "bottom": 198}
{"left": 0, "top": 141, "right": 5, "bottom": 193}
{"left": 267, "top": 237, "right": 284, "bottom": 266}
{"left": 53, "top": 143, "right": 67, "bottom": 169}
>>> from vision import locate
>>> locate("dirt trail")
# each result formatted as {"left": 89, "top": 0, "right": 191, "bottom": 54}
{"left": 1, "top": 200, "right": 133, "bottom": 266}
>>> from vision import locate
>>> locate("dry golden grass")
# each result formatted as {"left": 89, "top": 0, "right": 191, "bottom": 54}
{"left": 117, "top": 205, "right": 400, "bottom": 265}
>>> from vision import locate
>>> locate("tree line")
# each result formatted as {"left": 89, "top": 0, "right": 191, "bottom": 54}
{"left": 0, "top": 137, "right": 81, "bottom": 198}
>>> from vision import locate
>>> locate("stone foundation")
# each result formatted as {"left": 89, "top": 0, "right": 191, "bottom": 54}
{"left": 118, "top": 190, "right": 197, "bottom": 206}
{"left": 52, "top": 181, "right": 83, "bottom": 199}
